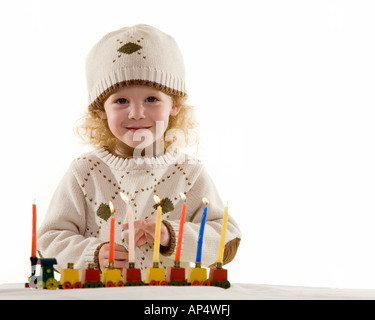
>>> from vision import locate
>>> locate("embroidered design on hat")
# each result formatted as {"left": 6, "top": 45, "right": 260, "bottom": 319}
{"left": 118, "top": 42, "right": 142, "bottom": 54}
{"left": 113, "top": 38, "right": 145, "bottom": 63}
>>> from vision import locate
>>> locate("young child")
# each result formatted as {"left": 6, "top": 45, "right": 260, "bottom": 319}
{"left": 38, "top": 25, "right": 241, "bottom": 276}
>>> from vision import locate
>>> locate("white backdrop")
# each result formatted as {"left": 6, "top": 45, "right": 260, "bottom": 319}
{"left": 1, "top": 0, "right": 375, "bottom": 289}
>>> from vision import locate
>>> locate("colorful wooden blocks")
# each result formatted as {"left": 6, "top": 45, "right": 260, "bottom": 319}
{"left": 81, "top": 263, "right": 104, "bottom": 288}
{"left": 209, "top": 266, "right": 231, "bottom": 289}
{"left": 166, "top": 266, "right": 187, "bottom": 285}
{"left": 60, "top": 263, "right": 82, "bottom": 289}
{"left": 123, "top": 263, "right": 144, "bottom": 286}
{"left": 101, "top": 263, "right": 123, "bottom": 287}
{"left": 31, "top": 258, "right": 59, "bottom": 290}
{"left": 145, "top": 266, "right": 167, "bottom": 285}
{"left": 187, "top": 266, "right": 210, "bottom": 286}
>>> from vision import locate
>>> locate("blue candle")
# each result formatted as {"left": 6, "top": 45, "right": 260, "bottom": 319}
{"left": 195, "top": 198, "right": 209, "bottom": 264}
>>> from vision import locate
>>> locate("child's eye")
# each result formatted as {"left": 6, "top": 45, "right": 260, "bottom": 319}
{"left": 116, "top": 98, "right": 129, "bottom": 104}
{"left": 145, "top": 96, "right": 158, "bottom": 103}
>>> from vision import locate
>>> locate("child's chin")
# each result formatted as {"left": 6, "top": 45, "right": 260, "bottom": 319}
{"left": 126, "top": 140, "right": 155, "bottom": 154}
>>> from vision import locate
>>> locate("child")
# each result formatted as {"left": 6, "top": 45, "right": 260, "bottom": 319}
{"left": 38, "top": 25, "right": 241, "bottom": 276}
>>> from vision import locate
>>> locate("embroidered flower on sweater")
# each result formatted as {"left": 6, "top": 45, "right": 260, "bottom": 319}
{"left": 96, "top": 203, "right": 112, "bottom": 221}
{"left": 152, "top": 197, "right": 174, "bottom": 214}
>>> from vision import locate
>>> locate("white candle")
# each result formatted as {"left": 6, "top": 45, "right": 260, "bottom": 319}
{"left": 127, "top": 203, "right": 135, "bottom": 263}
{"left": 120, "top": 192, "right": 135, "bottom": 264}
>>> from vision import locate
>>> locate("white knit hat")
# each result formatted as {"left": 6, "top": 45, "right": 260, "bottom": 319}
{"left": 86, "top": 24, "right": 186, "bottom": 110}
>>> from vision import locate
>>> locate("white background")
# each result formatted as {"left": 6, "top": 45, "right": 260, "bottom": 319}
{"left": 1, "top": 0, "right": 375, "bottom": 289}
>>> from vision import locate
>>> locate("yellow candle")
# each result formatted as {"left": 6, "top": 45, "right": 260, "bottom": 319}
{"left": 217, "top": 203, "right": 229, "bottom": 264}
{"left": 153, "top": 195, "right": 162, "bottom": 264}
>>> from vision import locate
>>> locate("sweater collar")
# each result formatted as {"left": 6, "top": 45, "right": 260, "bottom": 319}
{"left": 95, "top": 148, "right": 182, "bottom": 170}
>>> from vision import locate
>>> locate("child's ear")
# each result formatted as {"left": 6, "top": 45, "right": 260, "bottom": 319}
{"left": 98, "top": 110, "right": 107, "bottom": 120}
{"left": 170, "top": 104, "right": 182, "bottom": 117}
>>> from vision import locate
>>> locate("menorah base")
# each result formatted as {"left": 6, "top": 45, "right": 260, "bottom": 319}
{"left": 145, "top": 267, "right": 166, "bottom": 285}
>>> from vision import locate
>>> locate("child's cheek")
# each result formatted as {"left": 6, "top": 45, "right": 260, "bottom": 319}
{"left": 152, "top": 108, "right": 170, "bottom": 126}
{"left": 109, "top": 111, "right": 126, "bottom": 127}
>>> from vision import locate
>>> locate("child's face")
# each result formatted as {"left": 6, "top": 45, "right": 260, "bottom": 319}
{"left": 103, "top": 86, "right": 180, "bottom": 157}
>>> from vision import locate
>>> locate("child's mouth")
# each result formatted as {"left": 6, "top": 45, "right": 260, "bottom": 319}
{"left": 126, "top": 126, "right": 152, "bottom": 133}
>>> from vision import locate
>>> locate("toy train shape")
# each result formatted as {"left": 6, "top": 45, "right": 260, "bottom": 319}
{"left": 25, "top": 258, "right": 230, "bottom": 290}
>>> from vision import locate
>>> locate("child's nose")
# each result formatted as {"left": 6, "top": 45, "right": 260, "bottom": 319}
{"left": 128, "top": 103, "right": 146, "bottom": 120}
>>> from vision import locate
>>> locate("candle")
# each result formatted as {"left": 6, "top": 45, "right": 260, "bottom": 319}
{"left": 217, "top": 202, "right": 229, "bottom": 265}
{"left": 31, "top": 203, "right": 37, "bottom": 257}
{"left": 175, "top": 193, "right": 187, "bottom": 263}
{"left": 195, "top": 197, "right": 209, "bottom": 264}
{"left": 153, "top": 195, "right": 163, "bottom": 265}
{"left": 108, "top": 201, "right": 115, "bottom": 264}
{"left": 120, "top": 193, "right": 135, "bottom": 264}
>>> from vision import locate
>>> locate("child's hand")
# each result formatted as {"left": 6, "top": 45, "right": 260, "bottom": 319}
{"left": 122, "top": 220, "right": 170, "bottom": 247}
{"left": 98, "top": 243, "right": 128, "bottom": 270}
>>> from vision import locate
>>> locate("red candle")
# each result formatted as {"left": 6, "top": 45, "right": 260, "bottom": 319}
{"left": 175, "top": 193, "right": 187, "bottom": 262}
{"left": 108, "top": 201, "right": 115, "bottom": 264}
{"left": 31, "top": 203, "right": 37, "bottom": 257}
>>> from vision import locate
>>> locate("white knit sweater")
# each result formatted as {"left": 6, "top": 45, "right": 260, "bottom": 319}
{"left": 38, "top": 149, "right": 241, "bottom": 275}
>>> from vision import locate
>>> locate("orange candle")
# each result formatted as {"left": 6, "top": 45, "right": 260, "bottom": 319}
{"left": 175, "top": 193, "right": 187, "bottom": 262}
{"left": 108, "top": 201, "right": 115, "bottom": 264}
{"left": 31, "top": 203, "right": 37, "bottom": 257}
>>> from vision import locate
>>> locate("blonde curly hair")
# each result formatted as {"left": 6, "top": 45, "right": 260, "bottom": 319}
{"left": 76, "top": 82, "right": 199, "bottom": 155}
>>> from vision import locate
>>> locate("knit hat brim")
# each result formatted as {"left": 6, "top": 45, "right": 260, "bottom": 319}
{"left": 89, "top": 79, "right": 186, "bottom": 111}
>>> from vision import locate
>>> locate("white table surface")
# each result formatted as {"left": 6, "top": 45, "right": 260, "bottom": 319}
{"left": 1, "top": 282, "right": 375, "bottom": 300}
